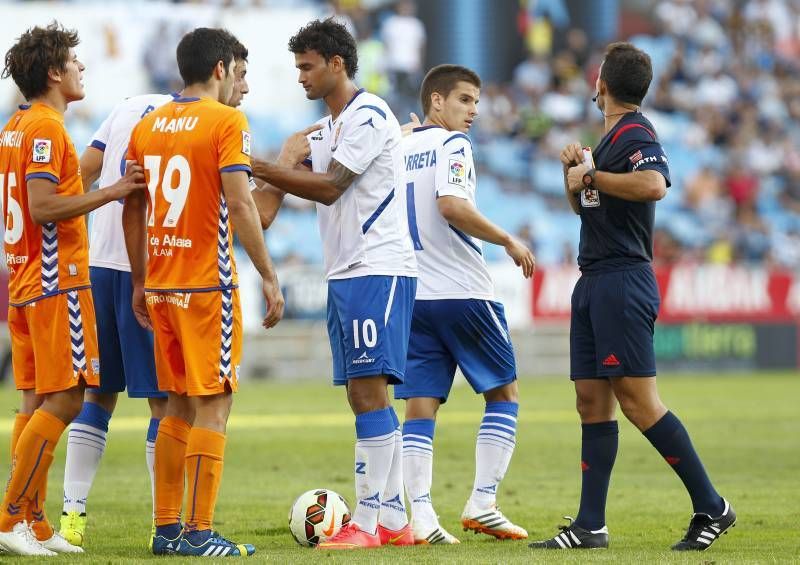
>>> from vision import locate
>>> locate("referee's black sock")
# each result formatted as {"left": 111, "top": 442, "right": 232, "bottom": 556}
{"left": 643, "top": 411, "right": 725, "bottom": 516}
{"left": 574, "top": 421, "right": 618, "bottom": 531}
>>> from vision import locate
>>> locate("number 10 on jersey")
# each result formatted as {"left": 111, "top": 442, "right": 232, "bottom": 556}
{"left": 143, "top": 155, "right": 190, "bottom": 227}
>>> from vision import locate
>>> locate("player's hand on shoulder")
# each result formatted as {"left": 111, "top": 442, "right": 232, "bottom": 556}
{"left": 560, "top": 142, "right": 583, "bottom": 169}
{"left": 400, "top": 112, "right": 422, "bottom": 137}
{"left": 261, "top": 275, "right": 285, "bottom": 329}
{"left": 278, "top": 123, "right": 323, "bottom": 166}
{"left": 567, "top": 163, "right": 591, "bottom": 193}
{"left": 505, "top": 237, "right": 536, "bottom": 279}
{"left": 131, "top": 283, "right": 152, "bottom": 331}
{"left": 112, "top": 162, "right": 147, "bottom": 199}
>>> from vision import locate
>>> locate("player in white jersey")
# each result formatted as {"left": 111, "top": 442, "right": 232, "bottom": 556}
{"left": 251, "top": 19, "right": 417, "bottom": 549}
{"left": 394, "top": 65, "right": 535, "bottom": 544}
{"left": 57, "top": 44, "right": 251, "bottom": 547}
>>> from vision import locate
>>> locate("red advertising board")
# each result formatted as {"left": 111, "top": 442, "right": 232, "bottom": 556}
{"left": 533, "top": 264, "right": 800, "bottom": 323}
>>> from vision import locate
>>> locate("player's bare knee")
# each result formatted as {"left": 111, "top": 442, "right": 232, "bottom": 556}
{"left": 42, "top": 387, "right": 85, "bottom": 423}
{"left": 19, "top": 390, "right": 42, "bottom": 414}
{"left": 85, "top": 390, "right": 117, "bottom": 414}
{"left": 483, "top": 381, "right": 518, "bottom": 403}
{"left": 617, "top": 395, "right": 665, "bottom": 431}
{"left": 347, "top": 377, "right": 390, "bottom": 414}
{"left": 405, "top": 397, "right": 440, "bottom": 420}
{"left": 575, "top": 392, "right": 616, "bottom": 423}
{"left": 149, "top": 397, "right": 168, "bottom": 419}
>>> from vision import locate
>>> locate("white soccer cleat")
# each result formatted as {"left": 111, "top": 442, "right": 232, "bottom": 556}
{"left": 40, "top": 531, "right": 85, "bottom": 553}
{"left": 412, "top": 522, "right": 460, "bottom": 545}
{"left": 461, "top": 500, "right": 528, "bottom": 540}
{"left": 0, "top": 521, "right": 57, "bottom": 556}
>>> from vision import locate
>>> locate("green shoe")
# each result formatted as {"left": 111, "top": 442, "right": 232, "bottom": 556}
{"left": 59, "top": 511, "right": 87, "bottom": 547}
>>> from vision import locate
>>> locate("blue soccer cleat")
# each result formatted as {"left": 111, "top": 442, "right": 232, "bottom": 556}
{"left": 178, "top": 530, "right": 255, "bottom": 557}
{"left": 150, "top": 528, "right": 182, "bottom": 555}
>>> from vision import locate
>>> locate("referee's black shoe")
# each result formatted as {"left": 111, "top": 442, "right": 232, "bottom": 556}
{"left": 672, "top": 498, "right": 736, "bottom": 551}
{"left": 528, "top": 517, "right": 608, "bottom": 549}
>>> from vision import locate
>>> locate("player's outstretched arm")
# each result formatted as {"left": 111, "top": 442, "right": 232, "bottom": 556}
{"left": 251, "top": 125, "right": 355, "bottom": 206}
{"left": 438, "top": 195, "right": 535, "bottom": 278}
{"left": 221, "top": 170, "right": 285, "bottom": 329}
{"left": 250, "top": 181, "right": 285, "bottom": 230}
{"left": 27, "top": 164, "right": 146, "bottom": 224}
{"left": 122, "top": 189, "right": 151, "bottom": 330}
{"left": 251, "top": 158, "right": 356, "bottom": 206}
{"left": 79, "top": 146, "right": 104, "bottom": 193}
{"left": 566, "top": 165, "right": 666, "bottom": 202}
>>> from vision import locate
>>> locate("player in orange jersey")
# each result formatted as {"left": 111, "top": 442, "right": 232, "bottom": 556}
{"left": 0, "top": 22, "right": 145, "bottom": 556}
{"left": 123, "top": 27, "right": 283, "bottom": 558}
{"left": 57, "top": 38, "right": 252, "bottom": 550}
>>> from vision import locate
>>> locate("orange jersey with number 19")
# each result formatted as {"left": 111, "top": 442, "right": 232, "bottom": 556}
{"left": 0, "top": 102, "right": 90, "bottom": 306}
{"left": 126, "top": 96, "right": 252, "bottom": 292}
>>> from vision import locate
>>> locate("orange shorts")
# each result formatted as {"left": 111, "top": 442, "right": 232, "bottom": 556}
{"left": 146, "top": 288, "right": 242, "bottom": 397}
{"left": 8, "top": 288, "right": 101, "bottom": 394}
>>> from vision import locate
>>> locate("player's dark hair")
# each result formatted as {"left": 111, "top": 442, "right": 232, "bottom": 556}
{"left": 288, "top": 18, "right": 358, "bottom": 79}
{"left": 176, "top": 27, "right": 239, "bottom": 86}
{"left": 2, "top": 21, "right": 79, "bottom": 101}
{"left": 420, "top": 64, "right": 481, "bottom": 116}
{"left": 232, "top": 39, "right": 248, "bottom": 62}
{"left": 600, "top": 42, "right": 652, "bottom": 106}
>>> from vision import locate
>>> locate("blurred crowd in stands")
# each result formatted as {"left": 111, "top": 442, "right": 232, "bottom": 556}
{"left": 494, "top": 0, "right": 800, "bottom": 269}
{"left": 4, "top": 0, "right": 800, "bottom": 269}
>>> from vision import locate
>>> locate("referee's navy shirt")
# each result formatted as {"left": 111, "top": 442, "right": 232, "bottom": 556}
{"left": 577, "top": 111, "right": 671, "bottom": 273}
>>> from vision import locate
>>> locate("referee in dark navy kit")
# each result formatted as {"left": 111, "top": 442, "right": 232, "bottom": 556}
{"left": 529, "top": 42, "right": 736, "bottom": 552}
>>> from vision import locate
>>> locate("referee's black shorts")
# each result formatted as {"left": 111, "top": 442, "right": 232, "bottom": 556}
{"left": 569, "top": 263, "right": 660, "bottom": 379}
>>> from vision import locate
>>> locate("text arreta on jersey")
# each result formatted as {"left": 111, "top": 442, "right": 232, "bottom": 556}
{"left": 150, "top": 234, "right": 193, "bottom": 256}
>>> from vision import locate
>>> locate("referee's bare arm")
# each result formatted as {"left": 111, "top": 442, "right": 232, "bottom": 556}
{"left": 567, "top": 164, "right": 666, "bottom": 202}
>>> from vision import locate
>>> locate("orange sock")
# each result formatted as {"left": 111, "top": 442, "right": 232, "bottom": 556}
{"left": 0, "top": 409, "right": 65, "bottom": 532}
{"left": 8, "top": 413, "right": 51, "bottom": 539}
{"left": 10, "top": 413, "right": 31, "bottom": 460}
{"left": 29, "top": 473, "right": 53, "bottom": 541}
{"left": 154, "top": 416, "right": 191, "bottom": 527}
{"left": 184, "top": 428, "right": 226, "bottom": 532}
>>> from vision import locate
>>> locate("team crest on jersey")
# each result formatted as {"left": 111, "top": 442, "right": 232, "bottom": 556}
{"left": 32, "top": 138, "right": 51, "bottom": 163}
{"left": 448, "top": 158, "right": 465, "bottom": 185}
{"left": 241, "top": 131, "right": 252, "bottom": 156}
{"left": 331, "top": 122, "right": 343, "bottom": 152}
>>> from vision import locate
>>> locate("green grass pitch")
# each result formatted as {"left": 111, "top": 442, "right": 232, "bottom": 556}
{"left": 0, "top": 373, "right": 798, "bottom": 563}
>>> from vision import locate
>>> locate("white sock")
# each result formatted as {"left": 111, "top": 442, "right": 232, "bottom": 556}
{"left": 62, "top": 422, "right": 108, "bottom": 514}
{"left": 379, "top": 427, "right": 408, "bottom": 531}
{"left": 402, "top": 418, "right": 436, "bottom": 530}
{"left": 145, "top": 418, "right": 160, "bottom": 519}
{"left": 470, "top": 401, "right": 518, "bottom": 509}
{"left": 352, "top": 408, "right": 397, "bottom": 535}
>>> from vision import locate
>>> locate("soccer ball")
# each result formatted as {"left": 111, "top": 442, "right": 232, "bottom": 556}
{"left": 288, "top": 489, "right": 351, "bottom": 547}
